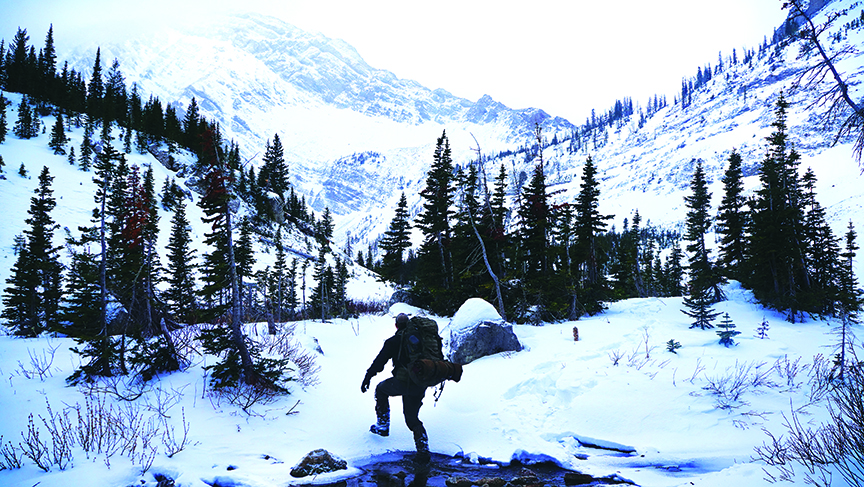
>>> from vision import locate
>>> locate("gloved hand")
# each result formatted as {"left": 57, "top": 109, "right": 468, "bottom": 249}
{"left": 361, "top": 374, "right": 372, "bottom": 393}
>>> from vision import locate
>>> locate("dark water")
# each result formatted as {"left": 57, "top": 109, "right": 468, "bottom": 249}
{"left": 301, "top": 451, "right": 636, "bottom": 487}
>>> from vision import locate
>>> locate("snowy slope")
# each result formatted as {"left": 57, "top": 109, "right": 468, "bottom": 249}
{"left": 55, "top": 2, "right": 864, "bottom": 269}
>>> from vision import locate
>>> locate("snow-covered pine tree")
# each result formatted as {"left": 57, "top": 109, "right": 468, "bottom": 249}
{"left": 48, "top": 112, "right": 68, "bottom": 154}
{"left": 378, "top": 192, "right": 412, "bottom": 284}
{"left": 164, "top": 199, "right": 197, "bottom": 323}
{"left": 716, "top": 150, "right": 747, "bottom": 279}
{"left": 716, "top": 313, "right": 740, "bottom": 347}
{"left": 682, "top": 161, "right": 722, "bottom": 329}
{"left": 1, "top": 166, "right": 63, "bottom": 336}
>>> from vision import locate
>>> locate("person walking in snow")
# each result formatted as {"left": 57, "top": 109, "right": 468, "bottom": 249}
{"left": 361, "top": 312, "right": 430, "bottom": 463}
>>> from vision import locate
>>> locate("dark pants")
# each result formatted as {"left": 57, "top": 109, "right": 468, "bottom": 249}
{"left": 375, "top": 377, "right": 427, "bottom": 438}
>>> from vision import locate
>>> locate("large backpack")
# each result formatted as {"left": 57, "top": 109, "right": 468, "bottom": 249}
{"left": 396, "top": 316, "right": 462, "bottom": 387}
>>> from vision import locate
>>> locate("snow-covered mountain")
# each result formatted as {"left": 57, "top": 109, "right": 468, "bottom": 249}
{"left": 57, "top": 1, "right": 864, "bottom": 272}
{"left": 60, "top": 13, "right": 573, "bottom": 241}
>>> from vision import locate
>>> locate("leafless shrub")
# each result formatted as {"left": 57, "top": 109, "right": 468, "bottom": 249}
{"left": 40, "top": 399, "right": 74, "bottom": 470}
{"left": 19, "top": 414, "right": 51, "bottom": 471}
{"left": 143, "top": 384, "right": 186, "bottom": 419}
{"left": 169, "top": 323, "right": 205, "bottom": 359}
{"left": 0, "top": 435, "right": 23, "bottom": 470}
{"left": 686, "top": 358, "right": 706, "bottom": 384}
{"left": 161, "top": 407, "right": 190, "bottom": 458}
{"left": 754, "top": 347, "right": 864, "bottom": 487}
{"left": 7, "top": 391, "right": 186, "bottom": 474}
{"left": 257, "top": 325, "right": 320, "bottom": 387}
{"left": 16, "top": 341, "right": 61, "bottom": 381}
{"left": 207, "top": 382, "right": 282, "bottom": 415}
{"left": 773, "top": 354, "right": 807, "bottom": 392}
{"left": 806, "top": 353, "right": 835, "bottom": 405}
{"left": 703, "top": 360, "right": 774, "bottom": 410}
{"left": 608, "top": 348, "right": 624, "bottom": 366}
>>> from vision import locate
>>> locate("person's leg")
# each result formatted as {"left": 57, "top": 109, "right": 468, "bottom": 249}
{"left": 402, "top": 389, "right": 429, "bottom": 462}
{"left": 372, "top": 377, "right": 404, "bottom": 436}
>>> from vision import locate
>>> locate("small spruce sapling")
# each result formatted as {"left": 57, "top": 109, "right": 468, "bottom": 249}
{"left": 18, "top": 162, "right": 27, "bottom": 178}
{"left": 666, "top": 339, "right": 682, "bottom": 354}
{"left": 717, "top": 312, "right": 740, "bottom": 347}
{"left": 755, "top": 319, "right": 770, "bottom": 339}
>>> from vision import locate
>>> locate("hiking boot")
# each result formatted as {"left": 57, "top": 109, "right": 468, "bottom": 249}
{"left": 413, "top": 431, "right": 430, "bottom": 464}
{"left": 370, "top": 410, "right": 389, "bottom": 437}
{"left": 369, "top": 423, "right": 389, "bottom": 437}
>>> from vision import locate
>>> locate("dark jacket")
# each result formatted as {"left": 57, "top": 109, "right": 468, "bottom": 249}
{"left": 366, "top": 330, "right": 409, "bottom": 378}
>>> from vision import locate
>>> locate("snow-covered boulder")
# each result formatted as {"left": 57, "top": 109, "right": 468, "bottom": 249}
{"left": 445, "top": 298, "right": 522, "bottom": 365}
{"left": 289, "top": 449, "right": 347, "bottom": 478}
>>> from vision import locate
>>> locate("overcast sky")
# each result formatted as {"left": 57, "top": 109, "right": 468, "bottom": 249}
{"left": 1, "top": 0, "right": 789, "bottom": 123}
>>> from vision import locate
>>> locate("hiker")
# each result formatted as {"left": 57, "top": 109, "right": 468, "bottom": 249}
{"left": 360, "top": 312, "right": 430, "bottom": 463}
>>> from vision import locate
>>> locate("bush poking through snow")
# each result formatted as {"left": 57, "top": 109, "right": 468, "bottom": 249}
{"left": 0, "top": 393, "right": 187, "bottom": 475}
{"left": 755, "top": 346, "right": 864, "bottom": 487}
{"left": 666, "top": 339, "right": 682, "bottom": 354}
{"left": 702, "top": 360, "right": 774, "bottom": 410}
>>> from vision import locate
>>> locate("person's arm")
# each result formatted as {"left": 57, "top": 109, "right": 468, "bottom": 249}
{"left": 361, "top": 335, "right": 398, "bottom": 392}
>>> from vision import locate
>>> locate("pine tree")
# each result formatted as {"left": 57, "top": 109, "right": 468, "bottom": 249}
{"left": 48, "top": 111, "right": 68, "bottom": 154}
{"left": 86, "top": 48, "right": 103, "bottom": 119}
{"left": 2, "top": 166, "right": 63, "bottom": 336}
{"left": 663, "top": 242, "right": 685, "bottom": 297}
{"left": 195, "top": 128, "right": 271, "bottom": 389}
{"left": 414, "top": 131, "right": 455, "bottom": 308}
{"left": 683, "top": 160, "right": 722, "bottom": 300}
{"left": 716, "top": 150, "right": 747, "bottom": 279}
{"left": 747, "top": 93, "right": 810, "bottom": 320}
{"left": 79, "top": 115, "right": 94, "bottom": 171}
{"left": 682, "top": 161, "right": 722, "bottom": 329}
{"left": 315, "top": 208, "right": 334, "bottom": 255}
{"left": 13, "top": 96, "right": 36, "bottom": 139}
{"left": 517, "top": 161, "right": 552, "bottom": 313}
{"left": 60, "top": 227, "right": 102, "bottom": 338}
{"left": 379, "top": 192, "right": 412, "bottom": 284}
{"left": 834, "top": 222, "right": 862, "bottom": 379}
{"left": 574, "top": 156, "right": 612, "bottom": 314}
{"left": 260, "top": 133, "right": 288, "bottom": 195}
{"left": 39, "top": 25, "right": 57, "bottom": 102}
{"left": 269, "top": 229, "right": 288, "bottom": 322}
{"left": 66, "top": 140, "right": 125, "bottom": 382}
{"left": 235, "top": 217, "right": 256, "bottom": 316}
{"left": 716, "top": 313, "right": 740, "bottom": 347}
{"left": 333, "top": 256, "right": 349, "bottom": 318}
{"left": 5, "top": 28, "right": 30, "bottom": 94}
{"left": 165, "top": 200, "right": 197, "bottom": 323}
{"left": 800, "top": 168, "right": 842, "bottom": 314}
{"left": 450, "top": 164, "right": 493, "bottom": 305}
{"left": 182, "top": 97, "right": 201, "bottom": 151}
{"left": 309, "top": 247, "right": 334, "bottom": 321}
{"left": 0, "top": 92, "right": 8, "bottom": 144}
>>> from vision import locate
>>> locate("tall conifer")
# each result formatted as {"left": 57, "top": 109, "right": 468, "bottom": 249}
{"left": 2, "top": 167, "right": 63, "bottom": 336}
{"left": 682, "top": 161, "right": 722, "bottom": 329}
{"left": 379, "top": 192, "right": 412, "bottom": 284}
{"left": 716, "top": 150, "right": 747, "bottom": 278}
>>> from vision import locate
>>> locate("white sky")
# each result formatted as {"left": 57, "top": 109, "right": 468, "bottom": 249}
{"left": 1, "top": 0, "right": 789, "bottom": 123}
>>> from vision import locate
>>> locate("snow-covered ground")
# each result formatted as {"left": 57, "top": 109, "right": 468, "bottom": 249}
{"left": 0, "top": 283, "right": 853, "bottom": 487}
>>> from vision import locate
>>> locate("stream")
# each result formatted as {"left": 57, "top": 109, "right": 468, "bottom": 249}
{"left": 300, "top": 451, "right": 636, "bottom": 487}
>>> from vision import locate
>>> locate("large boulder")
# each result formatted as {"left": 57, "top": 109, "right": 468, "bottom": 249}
{"left": 289, "top": 449, "right": 347, "bottom": 478}
{"left": 445, "top": 298, "right": 522, "bottom": 365}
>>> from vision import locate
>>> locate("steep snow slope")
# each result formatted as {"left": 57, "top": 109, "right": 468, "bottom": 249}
{"left": 475, "top": 0, "right": 864, "bottom": 277}
{"left": 54, "top": 1, "right": 864, "bottom": 274}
